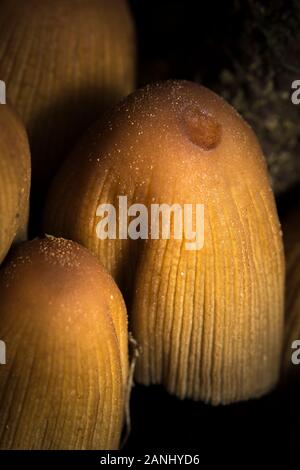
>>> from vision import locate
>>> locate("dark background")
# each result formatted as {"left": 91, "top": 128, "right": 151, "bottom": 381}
{"left": 123, "top": 0, "right": 300, "bottom": 452}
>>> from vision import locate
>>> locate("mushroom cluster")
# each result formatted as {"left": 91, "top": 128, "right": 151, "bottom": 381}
{"left": 44, "top": 80, "right": 285, "bottom": 405}
{"left": 0, "top": 1, "right": 293, "bottom": 451}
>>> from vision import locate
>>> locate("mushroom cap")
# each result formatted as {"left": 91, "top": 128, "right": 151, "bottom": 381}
{"left": 0, "top": 0, "right": 135, "bottom": 202}
{"left": 44, "top": 80, "right": 285, "bottom": 404}
{"left": 0, "top": 237, "right": 128, "bottom": 449}
{"left": 0, "top": 104, "right": 31, "bottom": 264}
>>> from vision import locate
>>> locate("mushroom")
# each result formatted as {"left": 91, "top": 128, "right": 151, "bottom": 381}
{"left": 44, "top": 80, "right": 285, "bottom": 404}
{"left": 0, "top": 104, "right": 31, "bottom": 264}
{"left": 0, "top": 0, "right": 135, "bottom": 216}
{"left": 0, "top": 237, "right": 128, "bottom": 449}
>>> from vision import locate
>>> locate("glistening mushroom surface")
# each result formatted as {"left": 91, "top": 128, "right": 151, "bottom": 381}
{"left": 0, "top": 237, "right": 128, "bottom": 449}
{"left": 0, "top": 104, "right": 30, "bottom": 264}
{"left": 44, "top": 80, "right": 285, "bottom": 405}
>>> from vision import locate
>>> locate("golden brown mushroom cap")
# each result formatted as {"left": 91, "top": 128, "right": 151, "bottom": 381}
{"left": 0, "top": 237, "right": 128, "bottom": 449}
{"left": 0, "top": 104, "right": 30, "bottom": 264}
{"left": 0, "top": 0, "right": 135, "bottom": 206}
{"left": 44, "top": 80, "right": 285, "bottom": 404}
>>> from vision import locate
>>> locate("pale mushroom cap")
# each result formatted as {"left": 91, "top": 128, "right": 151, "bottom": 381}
{"left": 0, "top": 237, "right": 128, "bottom": 449}
{"left": 45, "top": 80, "right": 285, "bottom": 404}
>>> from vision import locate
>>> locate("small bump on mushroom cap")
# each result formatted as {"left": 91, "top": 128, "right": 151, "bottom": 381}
{"left": 50, "top": 80, "right": 270, "bottom": 205}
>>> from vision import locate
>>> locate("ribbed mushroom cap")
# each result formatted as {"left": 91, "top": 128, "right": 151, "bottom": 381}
{"left": 0, "top": 0, "right": 135, "bottom": 208}
{"left": 44, "top": 80, "right": 285, "bottom": 404}
{"left": 0, "top": 237, "right": 128, "bottom": 449}
{"left": 0, "top": 104, "right": 31, "bottom": 264}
